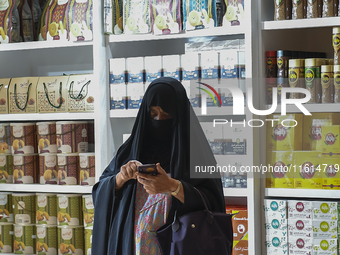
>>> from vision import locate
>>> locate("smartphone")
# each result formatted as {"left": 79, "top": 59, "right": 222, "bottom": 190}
{"left": 137, "top": 164, "right": 158, "bottom": 176}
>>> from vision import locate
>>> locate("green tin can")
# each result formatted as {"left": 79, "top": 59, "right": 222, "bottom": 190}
{"left": 36, "top": 225, "right": 57, "bottom": 255}
{"left": 82, "top": 195, "right": 93, "bottom": 228}
{"left": 84, "top": 228, "right": 92, "bottom": 255}
{"left": 36, "top": 194, "right": 57, "bottom": 225}
{"left": 0, "top": 192, "right": 13, "bottom": 222}
{"left": 57, "top": 226, "right": 84, "bottom": 255}
{"left": 13, "top": 194, "right": 36, "bottom": 224}
{"left": 14, "top": 224, "right": 36, "bottom": 254}
{"left": 0, "top": 223, "right": 13, "bottom": 253}
{"left": 57, "top": 195, "right": 82, "bottom": 227}
{"left": 0, "top": 154, "right": 13, "bottom": 183}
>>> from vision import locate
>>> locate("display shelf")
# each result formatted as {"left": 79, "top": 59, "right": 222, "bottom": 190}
{"left": 265, "top": 103, "right": 340, "bottom": 113}
{"left": 262, "top": 17, "right": 340, "bottom": 30}
{"left": 110, "top": 109, "right": 139, "bottom": 118}
{"left": 223, "top": 188, "right": 247, "bottom": 197}
{"left": 0, "top": 40, "right": 93, "bottom": 52}
{"left": 108, "top": 26, "right": 246, "bottom": 43}
{"left": 0, "top": 184, "right": 92, "bottom": 194}
{"left": 265, "top": 188, "right": 340, "bottom": 199}
{"left": 0, "top": 112, "right": 95, "bottom": 122}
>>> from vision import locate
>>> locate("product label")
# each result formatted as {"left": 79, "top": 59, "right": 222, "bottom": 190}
{"left": 334, "top": 74, "right": 340, "bottom": 89}
{"left": 12, "top": 127, "right": 23, "bottom": 138}
{"left": 333, "top": 35, "right": 340, "bottom": 51}
{"left": 58, "top": 197, "right": 68, "bottom": 209}
{"left": 322, "top": 74, "right": 331, "bottom": 88}
{"left": 61, "top": 228, "right": 73, "bottom": 240}
{"left": 289, "top": 69, "right": 299, "bottom": 87}
{"left": 45, "top": 155, "right": 56, "bottom": 168}
{"left": 277, "top": 58, "right": 283, "bottom": 68}
{"left": 267, "top": 58, "right": 273, "bottom": 68}
{"left": 305, "top": 68, "right": 315, "bottom": 88}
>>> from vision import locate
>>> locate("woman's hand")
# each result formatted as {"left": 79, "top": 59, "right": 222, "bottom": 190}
{"left": 136, "top": 163, "right": 179, "bottom": 195}
{"left": 116, "top": 160, "right": 142, "bottom": 191}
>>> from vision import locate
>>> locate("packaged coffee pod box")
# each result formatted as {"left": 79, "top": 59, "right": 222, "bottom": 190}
{"left": 123, "top": 0, "right": 151, "bottom": 34}
{"left": 313, "top": 220, "right": 337, "bottom": 239}
{"left": 37, "top": 76, "right": 69, "bottom": 113}
{"left": 265, "top": 235, "right": 288, "bottom": 254}
{"left": 288, "top": 219, "right": 313, "bottom": 238}
{"left": 322, "top": 125, "right": 340, "bottom": 156}
{"left": 313, "top": 239, "right": 337, "bottom": 255}
{"left": 288, "top": 200, "right": 313, "bottom": 219}
{"left": 150, "top": 1, "right": 181, "bottom": 35}
{"left": 67, "top": 74, "right": 94, "bottom": 112}
{"left": 8, "top": 77, "right": 39, "bottom": 113}
{"left": 0, "top": 78, "right": 10, "bottom": 114}
{"left": 183, "top": 0, "right": 216, "bottom": 31}
{"left": 266, "top": 151, "right": 294, "bottom": 189}
{"left": 321, "top": 158, "right": 340, "bottom": 189}
{"left": 288, "top": 237, "right": 313, "bottom": 254}
{"left": 109, "top": 58, "right": 125, "bottom": 84}
{"left": 264, "top": 199, "right": 287, "bottom": 219}
{"left": 312, "top": 202, "right": 338, "bottom": 220}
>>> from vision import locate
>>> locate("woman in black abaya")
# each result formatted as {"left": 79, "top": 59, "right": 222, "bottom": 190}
{"left": 92, "top": 77, "right": 225, "bottom": 255}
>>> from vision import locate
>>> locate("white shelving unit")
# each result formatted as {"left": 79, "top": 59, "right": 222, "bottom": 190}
{"left": 224, "top": 188, "right": 248, "bottom": 197}
{"left": 0, "top": 184, "right": 92, "bottom": 194}
{"left": 0, "top": 112, "right": 95, "bottom": 121}
{"left": 266, "top": 188, "right": 340, "bottom": 199}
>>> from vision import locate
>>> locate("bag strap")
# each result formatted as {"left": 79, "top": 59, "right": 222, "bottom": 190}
{"left": 14, "top": 83, "right": 32, "bottom": 111}
{"left": 68, "top": 80, "right": 90, "bottom": 100}
{"left": 43, "top": 82, "right": 63, "bottom": 109}
{"left": 193, "top": 187, "right": 212, "bottom": 214}
{"left": 0, "top": 84, "right": 3, "bottom": 91}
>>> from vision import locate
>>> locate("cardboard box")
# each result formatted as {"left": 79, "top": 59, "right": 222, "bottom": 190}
{"left": 293, "top": 151, "right": 322, "bottom": 189}
{"left": 288, "top": 201, "right": 313, "bottom": 219}
{"left": 313, "top": 220, "right": 337, "bottom": 239}
{"left": 265, "top": 235, "right": 288, "bottom": 254}
{"left": 288, "top": 237, "right": 313, "bottom": 254}
{"left": 313, "top": 239, "right": 337, "bottom": 255}
{"left": 182, "top": 52, "right": 198, "bottom": 80}
{"left": 201, "top": 51, "right": 218, "bottom": 79}
{"left": 127, "top": 57, "right": 143, "bottom": 83}
{"left": 226, "top": 206, "right": 248, "bottom": 241}
{"left": 8, "top": 77, "right": 39, "bottom": 113}
{"left": 36, "top": 76, "right": 69, "bottom": 113}
{"left": 145, "top": 56, "right": 162, "bottom": 82}
{"left": 312, "top": 202, "right": 337, "bottom": 220}
{"left": 267, "top": 114, "right": 303, "bottom": 151}
{"left": 264, "top": 199, "right": 287, "bottom": 219}
{"left": 127, "top": 83, "right": 143, "bottom": 109}
{"left": 163, "top": 55, "right": 180, "bottom": 80}
{"left": 233, "top": 240, "right": 248, "bottom": 255}
{"left": 110, "top": 84, "right": 126, "bottom": 110}
{"left": 109, "top": 58, "right": 125, "bottom": 84}
{"left": 303, "top": 113, "right": 340, "bottom": 150}
{"left": 0, "top": 78, "right": 10, "bottom": 114}
{"left": 67, "top": 74, "right": 94, "bottom": 112}
{"left": 288, "top": 219, "right": 313, "bottom": 238}
{"left": 265, "top": 218, "right": 287, "bottom": 233}
{"left": 321, "top": 157, "right": 340, "bottom": 189}
{"left": 322, "top": 126, "right": 340, "bottom": 156}
{"left": 266, "top": 151, "right": 294, "bottom": 188}
{"left": 220, "top": 49, "right": 238, "bottom": 78}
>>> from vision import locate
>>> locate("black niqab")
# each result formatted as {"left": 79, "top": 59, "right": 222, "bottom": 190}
{"left": 92, "top": 77, "right": 225, "bottom": 255}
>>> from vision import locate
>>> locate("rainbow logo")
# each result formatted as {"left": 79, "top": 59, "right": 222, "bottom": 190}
{"left": 197, "top": 82, "right": 222, "bottom": 106}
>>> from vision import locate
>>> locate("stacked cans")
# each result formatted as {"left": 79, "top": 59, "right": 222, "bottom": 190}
{"left": 82, "top": 194, "right": 93, "bottom": 255}
{"left": 0, "top": 123, "right": 13, "bottom": 183}
{"left": 0, "top": 192, "right": 13, "bottom": 253}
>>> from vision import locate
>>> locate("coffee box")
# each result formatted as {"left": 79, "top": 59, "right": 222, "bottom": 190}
{"left": 233, "top": 240, "right": 248, "bottom": 255}
{"left": 127, "top": 57, "right": 143, "bottom": 83}
{"left": 9, "top": 77, "right": 39, "bottom": 113}
{"left": 313, "top": 220, "right": 337, "bottom": 239}
{"left": 36, "top": 76, "right": 69, "bottom": 113}
{"left": 110, "top": 84, "right": 126, "bottom": 110}
{"left": 265, "top": 218, "right": 287, "bottom": 233}
{"left": 288, "top": 237, "right": 313, "bottom": 254}
{"left": 109, "top": 58, "right": 125, "bottom": 84}
{"left": 226, "top": 206, "right": 248, "bottom": 241}
{"left": 313, "top": 239, "right": 337, "bottom": 255}
{"left": 163, "top": 55, "right": 180, "bottom": 80}
{"left": 266, "top": 151, "right": 294, "bottom": 188}
{"left": 264, "top": 199, "right": 287, "bottom": 219}
{"left": 303, "top": 113, "right": 340, "bottom": 150}
{"left": 0, "top": 78, "right": 10, "bottom": 114}
{"left": 267, "top": 114, "right": 303, "bottom": 151}
{"left": 127, "top": 83, "right": 143, "bottom": 109}
{"left": 288, "top": 219, "right": 313, "bottom": 238}
{"left": 293, "top": 151, "right": 322, "bottom": 189}
{"left": 322, "top": 126, "right": 340, "bottom": 156}
{"left": 67, "top": 74, "right": 94, "bottom": 112}
{"left": 313, "top": 202, "right": 337, "bottom": 220}
{"left": 182, "top": 52, "right": 199, "bottom": 80}
{"left": 321, "top": 157, "right": 340, "bottom": 189}
{"left": 265, "top": 235, "right": 288, "bottom": 254}
{"left": 288, "top": 201, "right": 313, "bottom": 219}
{"left": 145, "top": 56, "right": 162, "bottom": 82}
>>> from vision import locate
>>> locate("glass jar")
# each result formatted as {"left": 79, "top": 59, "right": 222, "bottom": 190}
{"left": 321, "top": 65, "right": 334, "bottom": 103}
{"left": 333, "top": 65, "right": 340, "bottom": 102}
{"left": 333, "top": 27, "right": 340, "bottom": 65}
{"left": 289, "top": 59, "right": 304, "bottom": 99}
{"left": 305, "top": 59, "right": 317, "bottom": 103}
{"left": 266, "top": 51, "right": 277, "bottom": 78}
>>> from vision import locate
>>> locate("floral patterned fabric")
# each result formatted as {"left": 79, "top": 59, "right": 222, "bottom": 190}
{"left": 134, "top": 182, "right": 172, "bottom": 255}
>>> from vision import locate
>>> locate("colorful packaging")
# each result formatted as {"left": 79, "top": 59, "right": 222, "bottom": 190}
{"left": 82, "top": 195, "right": 93, "bottom": 228}
{"left": 0, "top": 79, "right": 10, "bottom": 114}
{"left": 84, "top": 227, "right": 92, "bottom": 255}
{"left": 266, "top": 151, "right": 294, "bottom": 189}
{"left": 109, "top": 58, "right": 125, "bottom": 84}
{"left": 36, "top": 122, "right": 57, "bottom": 154}
{"left": 265, "top": 235, "right": 288, "bottom": 253}
{"left": 39, "top": 154, "right": 58, "bottom": 184}
{"left": 0, "top": 154, "right": 13, "bottom": 183}
{"left": 313, "top": 220, "right": 337, "bottom": 239}
{"left": 36, "top": 193, "right": 57, "bottom": 225}
{"left": 12, "top": 193, "right": 36, "bottom": 224}
{"left": 37, "top": 0, "right": 49, "bottom": 40}
{"left": 312, "top": 202, "right": 338, "bottom": 220}
{"left": 264, "top": 199, "right": 287, "bottom": 219}
{"left": 265, "top": 218, "right": 287, "bottom": 235}
{"left": 0, "top": 0, "right": 21, "bottom": 43}
{"left": 288, "top": 237, "right": 313, "bottom": 255}
{"left": 36, "top": 225, "right": 58, "bottom": 255}
{"left": 303, "top": 113, "right": 340, "bottom": 151}
{"left": 123, "top": 0, "right": 150, "bottom": 34}
{"left": 57, "top": 195, "right": 82, "bottom": 226}
{"left": 79, "top": 153, "right": 95, "bottom": 186}
{"left": 227, "top": 206, "right": 247, "bottom": 241}
{"left": 13, "top": 224, "right": 35, "bottom": 254}
{"left": 57, "top": 226, "right": 84, "bottom": 255}
{"left": 313, "top": 239, "right": 337, "bottom": 255}
{"left": 222, "top": 0, "right": 244, "bottom": 27}
{"left": 0, "top": 123, "right": 10, "bottom": 154}
{"left": 321, "top": 158, "right": 340, "bottom": 189}
{"left": 40, "top": 0, "right": 70, "bottom": 41}
{"left": 17, "top": 0, "right": 34, "bottom": 42}
{"left": 56, "top": 121, "right": 88, "bottom": 153}
{"left": 183, "top": 0, "right": 216, "bottom": 31}
{"left": 0, "top": 193, "right": 13, "bottom": 222}
{"left": 145, "top": 56, "right": 162, "bottom": 82}
{"left": 113, "top": 0, "right": 123, "bottom": 34}
{"left": 10, "top": 122, "right": 36, "bottom": 154}
{"left": 57, "top": 153, "right": 79, "bottom": 185}
{"left": 28, "top": 0, "right": 42, "bottom": 40}
{"left": 8, "top": 77, "right": 39, "bottom": 113}
{"left": 110, "top": 84, "right": 127, "bottom": 110}
{"left": 87, "top": 121, "right": 94, "bottom": 152}
{"left": 127, "top": 83, "right": 143, "bottom": 109}
{"left": 288, "top": 219, "right": 313, "bottom": 238}
{"left": 13, "top": 154, "right": 38, "bottom": 184}
{"left": 288, "top": 200, "right": 313, "bottom": 219}
{"left": 67, "top": 74, "right": 94, "bottom": 112}
{"left": 322, "top": 125, "right": 340, "bottom": 156}
{"left": 36, "top": 76, "right": 69, "bottom": 113}
{"left": 293, "top": 151, "right": 322, "bottom": 189}
{"left": 150, "top": 0, "right": 181, "bottom": 35}
{"left": 0, "top": 223, "right": 13, "bottom": 253}
{"left": 65, "top": 0, "right": 93, "bottom": 42}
